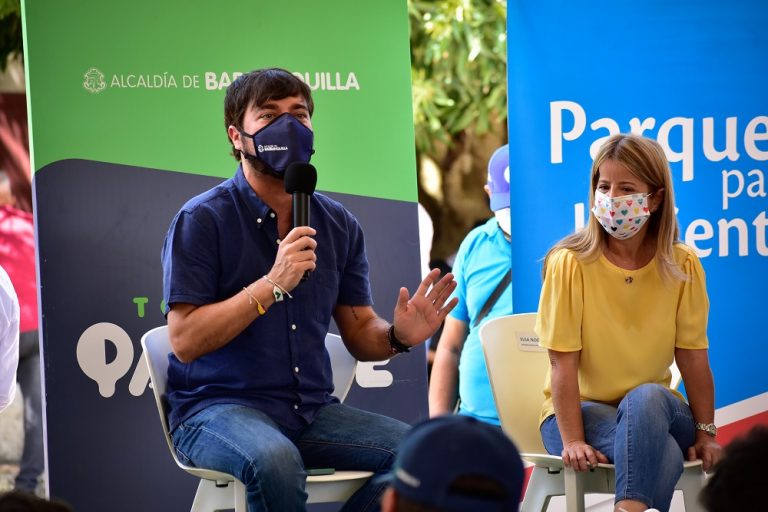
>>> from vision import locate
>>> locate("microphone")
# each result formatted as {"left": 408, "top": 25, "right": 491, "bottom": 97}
{"left": 285, "top": 162, "right": 317, "bottom": 280}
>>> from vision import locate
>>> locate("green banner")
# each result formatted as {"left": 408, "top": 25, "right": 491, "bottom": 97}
{"left": 23, "top": 0, "right": 416, "bottom": 201}
{"left": 24, "top": 2, "right": 423, "bottom": 510}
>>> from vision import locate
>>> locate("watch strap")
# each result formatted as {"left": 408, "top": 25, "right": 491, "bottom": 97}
{"left": 387, "top": 325, "right": 410, "bottom": 355}
{"left": 694, "top": 422, "right": 717, "bottom": 437}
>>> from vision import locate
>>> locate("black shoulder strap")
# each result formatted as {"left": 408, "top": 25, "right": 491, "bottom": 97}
{"left": 472, "top": 269, "right": 512, "bottom": 328}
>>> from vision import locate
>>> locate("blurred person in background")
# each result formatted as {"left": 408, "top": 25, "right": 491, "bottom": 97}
{"left": 380, "top": 414, "right": 524, "bottom": 512}
{"left": 428, "top": 145, "right": 511, "bottom": 424}
{"left": 700, "top": 425, "right": 768, "bottom": 512}
{"left": 0, "top": 260, "right": 19, "bottom": 413}
{"left": 0, "top": 489, "right": 73, "bottom": 512}
{"left": 0, "top": 169, "right": 43, "bottom": 493}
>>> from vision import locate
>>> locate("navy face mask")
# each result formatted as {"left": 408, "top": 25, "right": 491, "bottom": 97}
{"left": 239, "top": 112, "right": 314, "bottom": 175}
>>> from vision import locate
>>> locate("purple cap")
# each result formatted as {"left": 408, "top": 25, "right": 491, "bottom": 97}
{"left": 386, "top": 415, "right": 524, "bottom": 511}
{"left": 487, "top": 144, "right": 510, "bottom": 211}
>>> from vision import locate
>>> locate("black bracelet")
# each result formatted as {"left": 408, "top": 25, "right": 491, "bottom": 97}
{"left": 387, "top": 325, "right": 411, "bottom": 354}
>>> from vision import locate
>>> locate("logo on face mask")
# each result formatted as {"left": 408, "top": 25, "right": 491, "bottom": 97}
{"left": 591, "top": 190, "right": 653, "bottom": 240}
{"left": 240, "top": 113, "right": 314, "bottom": 174}
{"left": 257, "top": 144, "right": 288, "bottom": 152}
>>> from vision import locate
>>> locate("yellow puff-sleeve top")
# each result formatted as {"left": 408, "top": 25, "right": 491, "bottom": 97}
{"left": 535, "top": 243, "right": 709, "bottom": 425}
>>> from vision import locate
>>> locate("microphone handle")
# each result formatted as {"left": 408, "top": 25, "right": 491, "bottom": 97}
{"left": 293, "top": 192, "right": 310, "bottom": 228}
{"left": 293, "top": 192, "right": 311, "bottom": 281}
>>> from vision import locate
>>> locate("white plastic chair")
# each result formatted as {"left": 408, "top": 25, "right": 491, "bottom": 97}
{"left": 480, "top": 313, "right": 705, "bottom": 512}
{"left": 141, "top": 326, "right": 373, "bottom": 512}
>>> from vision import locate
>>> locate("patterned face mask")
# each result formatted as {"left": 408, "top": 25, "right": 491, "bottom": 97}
{"left": 591, "top": 190, "right": 653, "bottom": 240}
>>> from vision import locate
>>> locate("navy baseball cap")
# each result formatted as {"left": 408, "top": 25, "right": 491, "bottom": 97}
{"left": 487, "top": 144, "right": 510, "bottom": 211}
{"left": 386, "top": 415, "right": 524, "bottom": 511}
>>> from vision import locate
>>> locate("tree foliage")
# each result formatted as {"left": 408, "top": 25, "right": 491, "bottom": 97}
{"left": 409, "top": 0, "right": 507, "bottom": 155}
{"left": 0, "top": 0, "right": 22, "bottom": 71}
{"left": 409, "top": 0, "right": 508, "bottom": 260}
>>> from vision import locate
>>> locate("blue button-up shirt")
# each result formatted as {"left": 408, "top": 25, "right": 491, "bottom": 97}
{"left": 161, "top": 166, "right": 372, "bottom": 432}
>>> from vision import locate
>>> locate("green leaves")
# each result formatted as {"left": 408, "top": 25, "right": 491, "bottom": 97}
{"left": 0, "top": 0, "right": 22, "bottom": 72}
{"left": 410, "top": 0, "right": 507, "bottom": 154}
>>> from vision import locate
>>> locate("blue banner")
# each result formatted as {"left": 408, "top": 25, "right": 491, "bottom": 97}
{"left": 507, "top": 0, "right": 767, "bottom": 431}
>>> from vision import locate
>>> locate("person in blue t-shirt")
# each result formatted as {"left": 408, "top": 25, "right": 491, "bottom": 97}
{"left": 161, "top": 68, "right": 457, "bottom": 512}
{"left": 428, "top": 145, "right": 511, "bottom": 425}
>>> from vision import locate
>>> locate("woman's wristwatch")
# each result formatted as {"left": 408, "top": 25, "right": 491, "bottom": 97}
{"left": 694, "top": 422, "right": 717, "bottom": 437}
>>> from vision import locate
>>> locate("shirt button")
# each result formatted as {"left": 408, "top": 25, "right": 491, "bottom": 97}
{"left": 294, "top": 366, "right": 300, "bottom": 373}
{"left": 291, "top": 324, "right": 297, "bottom": 330}
{"left": 294, "top": 404, "right": 299, "bottom": 410}
{"left": 276, "top": 238, "right": 281, "bottom": 244}
{"left": 256, "top": 218, "right": 262, "bottom": 224}
{"left": 270, "top": 212, "right": 276, "bottom": 218}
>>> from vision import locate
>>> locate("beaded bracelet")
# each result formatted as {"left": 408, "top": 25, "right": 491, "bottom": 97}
{"left": 242, "top": 286, "right": 266, "bottom": 315}
{"left": 263, "top": 275, "right": 293, "bottom": 299}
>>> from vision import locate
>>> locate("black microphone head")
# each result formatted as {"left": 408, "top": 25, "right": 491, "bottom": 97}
{"left": 284, "top": 163, "right": 317, "bottom": 195}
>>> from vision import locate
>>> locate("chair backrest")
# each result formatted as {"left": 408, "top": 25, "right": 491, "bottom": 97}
{"left": 141, "top": 326, "right": 178, "bottom": 460}
{"left": 480, "top": 313, "right": 549, "bottom": 454}
{"left": 480, "top": 313, "right": 686, "bottom": 455}
{"left": 325, "top": 332, "right": 356, "bottom": 401}
{"left": 670, "top": 360, "right": 682, "bottom": 391}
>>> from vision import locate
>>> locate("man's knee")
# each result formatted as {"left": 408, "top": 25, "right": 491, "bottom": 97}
{"left": 236, "top": 437, "right": 304, "bottom": 486}
{"left": 249, "top": 437, "right": 303, "bottom": 472}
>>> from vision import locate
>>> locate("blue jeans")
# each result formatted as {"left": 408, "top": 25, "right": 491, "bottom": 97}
{"left": 15, "top": 330, "right": 44, "bottom": 492}
{"left": 540, "top": 384, "right": 695, "bottom": 512}
{"left": 171, "top": 402, "right": 410, "bottom": 512}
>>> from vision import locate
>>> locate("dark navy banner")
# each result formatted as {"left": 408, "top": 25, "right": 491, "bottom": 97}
{"left": 507, "top": 0, "right": 768, "bottom": 440}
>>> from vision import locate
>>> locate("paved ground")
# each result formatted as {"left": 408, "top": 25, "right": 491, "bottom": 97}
{"left": 0, "top": 388, "right": 46, "bottom": 497}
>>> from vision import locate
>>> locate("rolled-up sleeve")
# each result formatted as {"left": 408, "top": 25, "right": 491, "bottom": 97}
{"left": 0, "top": 269, "right": 19, "bottom": 412}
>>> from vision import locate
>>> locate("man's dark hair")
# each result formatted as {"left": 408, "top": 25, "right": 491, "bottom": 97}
{"left": 700, "top": 425, "right": 768, "bottom": 511}
{"left": 224, "top": 67, "right": 314, "bottom": 160}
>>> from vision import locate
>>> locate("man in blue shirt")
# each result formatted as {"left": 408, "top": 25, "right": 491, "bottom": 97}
{"left": 428, "top": 145, "right": 512, "bottom": 425}
{"left": 162, "top": 68, "right": 457, "bottom": 512}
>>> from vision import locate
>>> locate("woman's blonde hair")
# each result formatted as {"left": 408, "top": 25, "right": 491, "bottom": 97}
{"left": 542, "top": 133, "right": 685, "bottom": 283}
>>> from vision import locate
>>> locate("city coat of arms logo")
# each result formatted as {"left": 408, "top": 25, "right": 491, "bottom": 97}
{"left": 83, "top": 68, "right": 106, "bottom": 93}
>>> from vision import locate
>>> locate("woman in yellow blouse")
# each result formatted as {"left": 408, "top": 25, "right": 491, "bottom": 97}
{"left": 536, "top": 134, "right": 722, "bottom": 512}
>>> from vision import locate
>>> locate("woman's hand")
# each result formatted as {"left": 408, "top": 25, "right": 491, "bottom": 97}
{"left": 562, "top": 440, "right": 609, "bottom": 472}
{"left": 688, "top": 434, "right": 723, "bottom": 471}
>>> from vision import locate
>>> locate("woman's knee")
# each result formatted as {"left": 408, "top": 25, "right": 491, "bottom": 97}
{"left": 619, "top": 383, "right": 671, "bottom": 416}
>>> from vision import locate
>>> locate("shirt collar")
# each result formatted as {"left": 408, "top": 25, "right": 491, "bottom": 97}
{"left": 480, "top": 216, "right": 509, "bottom": 240}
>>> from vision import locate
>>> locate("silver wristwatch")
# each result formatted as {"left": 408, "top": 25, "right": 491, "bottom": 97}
{"left": 694, "top": 422, "right": 717, "bottom": 437}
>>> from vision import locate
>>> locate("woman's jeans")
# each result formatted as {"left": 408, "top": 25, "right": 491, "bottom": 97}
{"left": 171, "top": 402, "right": 410, "bottom": 512}
{"left": 540, "top": 384, "right": 695, "bottom": 512}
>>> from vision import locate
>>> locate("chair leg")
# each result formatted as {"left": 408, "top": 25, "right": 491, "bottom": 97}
{"left": 676, "top": 470, "right": 705, "bottom": 512}
{"left": 233, "top": 479, "right": 247, "bottom": 512}
{"left": 190, "top": 478, "right": 237, "bottom": 512}
{"left": 521, "top": 466, "right": 564, "bottom": 512}
{"left": 563, "top": 467, "right": 586, "bottom": 512}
